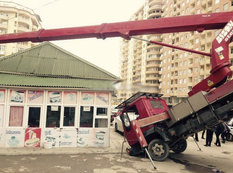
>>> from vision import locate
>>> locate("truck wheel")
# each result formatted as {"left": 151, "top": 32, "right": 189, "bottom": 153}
{"left": 148, "top": 139, "right": 169, "bottom": 161}
{"left": 171, "top": 139, "right": 187, "bottom": 153}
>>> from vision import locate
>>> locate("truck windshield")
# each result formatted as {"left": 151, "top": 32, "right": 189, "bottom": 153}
{"left": 150, "top": 100, "right": 164, "bottom": 109}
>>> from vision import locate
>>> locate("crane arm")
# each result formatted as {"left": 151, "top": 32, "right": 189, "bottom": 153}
{"left": 0, "top": 12, "right": 232, "bottom": 43}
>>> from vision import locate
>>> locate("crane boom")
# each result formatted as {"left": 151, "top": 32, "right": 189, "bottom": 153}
{"left": 0, "top": 12, "right": 232, "bottom": 43}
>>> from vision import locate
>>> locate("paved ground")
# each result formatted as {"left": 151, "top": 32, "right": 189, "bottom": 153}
{"left": 0, "top": 129, "right": 232, "bottom": 173}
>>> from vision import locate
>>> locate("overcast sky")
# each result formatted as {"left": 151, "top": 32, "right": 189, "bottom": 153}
{"left": 6, "top": 0, "right": 145, "bottom": 77}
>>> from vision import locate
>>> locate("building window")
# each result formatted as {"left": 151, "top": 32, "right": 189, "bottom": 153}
{"left": 231, "top": 47, "right": 233, "bottom": 54}
{"left": 96, "top": 108, "right": 108, "bottom": 116}
{"left": 63, "top": 107, "right": 75, "bottom": 126}
{"left": 46, "top": 106, "right": 61, "bottom": 128}
{"left": 80, "top": 106, "right": 94, "bottom": 127}
{"left": 28, "top": 107, "right": 41, "bottom": 127}
{"left": 215, "top": 0, "right": 219, "bottom": 4}
{"left": 9, "top": 106, "right": 24, "bottom": 127}
{"left": 95, "top": 119, "right": 108, "bottom": 128}
{"left": 0, "top": 45, "right": 5, "bottom": 54}
{"left": 223, "top": 3, "right": 229, "bottom": 11}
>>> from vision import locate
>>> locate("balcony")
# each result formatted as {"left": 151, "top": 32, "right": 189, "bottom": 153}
{"left": 18, "top": 16, "right": 30, "bottom": 24}
{"left": 18, "top": 25, "right": 30, "bottom": 32}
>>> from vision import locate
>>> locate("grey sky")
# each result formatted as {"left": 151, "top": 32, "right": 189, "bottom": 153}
{"left": 5, "top": 0, "right": 145, "bottom": 76}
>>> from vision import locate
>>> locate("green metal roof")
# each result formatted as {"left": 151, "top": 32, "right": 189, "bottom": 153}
{"left": 0, "top": 42, "right": 119, "bottom": 90}
{"left": 0, "top": 73, "right": 115, "bottom": 90}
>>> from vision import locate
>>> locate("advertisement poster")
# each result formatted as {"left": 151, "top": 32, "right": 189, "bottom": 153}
{"left": 5, "top": 128, "right": 25, "bottom": 147}
{"left": 0, "top": 128, "right": 5, "bottom": 147}
{"left": 92, "top": 129, "right": 109, "bottom": 147}
{"left": 59, "top": 129, "right": 77, "bottom": 147}
{"left": 77, "top": 128, "right": 109, "bottom": 147}
{"left": 63, "top": 92, "right": 77, "bottom": 104}
{"left": 10, "top": 90, "right": 25, "bottom": 103}
{"left": 43, "top": 128, "right": 60, "bottom": 147}
{"left": 28, "top": 91, "right": 44, "bottom": 104}
{"left": 48, "top": 91, "right": 61, "bottom": 104}
{"left": 77, "top": 128, "right": 92, "bottom": 147}
{"left": 24, "top": 128, "right": 41, "bottom": 147}
{"left": 0, "top": 90, "right": 4, "bottom": 103}
{"left": 81, "top": 92, "right": 94, "bottom": 105}
{"left": 96, "top": 93, "right": 109, "bottom": 105}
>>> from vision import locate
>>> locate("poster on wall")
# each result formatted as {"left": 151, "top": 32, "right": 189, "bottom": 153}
{"left": 10, "top": 90, "right": 25, "bottom": 103}
{"left": 77, "top": 128, "right": 109, "bottom": 147}
{"left": 92, "top": 128, "right": 109, "bottom": 147}
{"left": 59, "top": 129, "right": 77, "bottom": 147}
{"left": 43, "top": 128, "right": 60, "bottom": 147}
{"left": 48, "top": 91, "right": 61, "bottom": 104}
{"left": 5, "top": 128, "right": 25, "bottom": 147}
{"left": 0, "top": 128, "right": 5, "bottom": 147}
{"left": 96, "top": 93, "right": 109, "bottom": 105}
{"left": 24, "top": 128, "right": 41, "bottom": 147}
{"left": 0, "top": 90, "right": 5, "bottom": 103}
{"left": 81, "top": 92, "right": 94, "bottom": 105}
{"left": 28, "top": 91, "right": 44, "bottom": 104}
{"left": 77, "top": 128, "right": 93, "bottom": 147}
{"left": 63, "top": 92, "right": 77, "bottom": 104}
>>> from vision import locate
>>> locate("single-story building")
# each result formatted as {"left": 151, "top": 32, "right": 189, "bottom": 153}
{"left": 0, "top": 42, "right": 118, "bottom": 148}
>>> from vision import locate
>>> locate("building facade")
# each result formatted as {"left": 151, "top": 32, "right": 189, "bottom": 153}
{"left": 0, "top": 42, "right": 118, "bottom": 148}
{"left": 0, "top": 1, "right": 41, "bottom": 57}
{"left": 118, "top": 0, "right": 163, "bottom": 102}
{"left": 119, "top": 0, "right": 233, "bottom": 105}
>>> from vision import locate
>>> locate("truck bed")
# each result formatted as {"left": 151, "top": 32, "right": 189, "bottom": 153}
{"left": 167, "top": 79, "right": 233, "bottom": 138}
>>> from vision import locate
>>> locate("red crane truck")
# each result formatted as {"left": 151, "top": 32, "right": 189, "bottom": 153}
{"left": 0, "top": 11, "right": 233, "bottom": 162}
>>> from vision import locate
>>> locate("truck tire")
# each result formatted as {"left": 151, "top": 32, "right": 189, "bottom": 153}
{"left": 148, "top": 139, "right": 169, "bottom": 161}
{"left": 171, "top": 139, "right": 187, "bottom": 153}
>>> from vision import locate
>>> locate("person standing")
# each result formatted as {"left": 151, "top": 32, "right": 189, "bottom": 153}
{"left": 204, "top": 127, "right": 214, "bottom": 147}
{"left": 201, "top": 130, "right": 205, "bottom": 139}
{"left": 215, "top": 123, "right": 224, "bottom": 147}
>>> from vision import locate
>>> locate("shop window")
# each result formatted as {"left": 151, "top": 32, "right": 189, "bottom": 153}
{"left": 63, "top": 107, "right": 75, "bottom": 126}
{"left": 80, "top": 106, "right": 94, "bottom": 127}
{"left": 28, "top": 107, "right": 41, "bottom": 127}
{"left": 46, "top": 106, "right": 61, "bottom": 128}
{"left": 96, "top": 108, "right": 108, "bottom": 116}
{"left": 9, "top": 106, "right": 24, "bottom": 127}
{"left": 95, "top": 119, "right": 108, "bottom": 128}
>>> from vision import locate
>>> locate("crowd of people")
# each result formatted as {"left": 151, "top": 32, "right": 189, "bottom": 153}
{"left": 194, "top": 122, "right": 231, "bottom": 147}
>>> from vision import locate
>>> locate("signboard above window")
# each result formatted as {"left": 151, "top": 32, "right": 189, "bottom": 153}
{"left": 28, "top": 91, "right": 44, "bottom": 104}
{"left": 10, "top": 90, "right": 25, "bottom": 103}
{"left": 48, "top": 91, "right": 61, "bottom": 104}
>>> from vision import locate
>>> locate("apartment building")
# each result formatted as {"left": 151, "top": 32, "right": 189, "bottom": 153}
{"left": 118, "top": 0, "right": 163, "bottom": 102}
{"left": 118, "top": 0, "right": 233, "bottom": 105}
{"left": 0, "top": 1, "right": 41, "bottom": 57}
{"left": 160, "top": 0, "right": 233, "bottom": 105}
